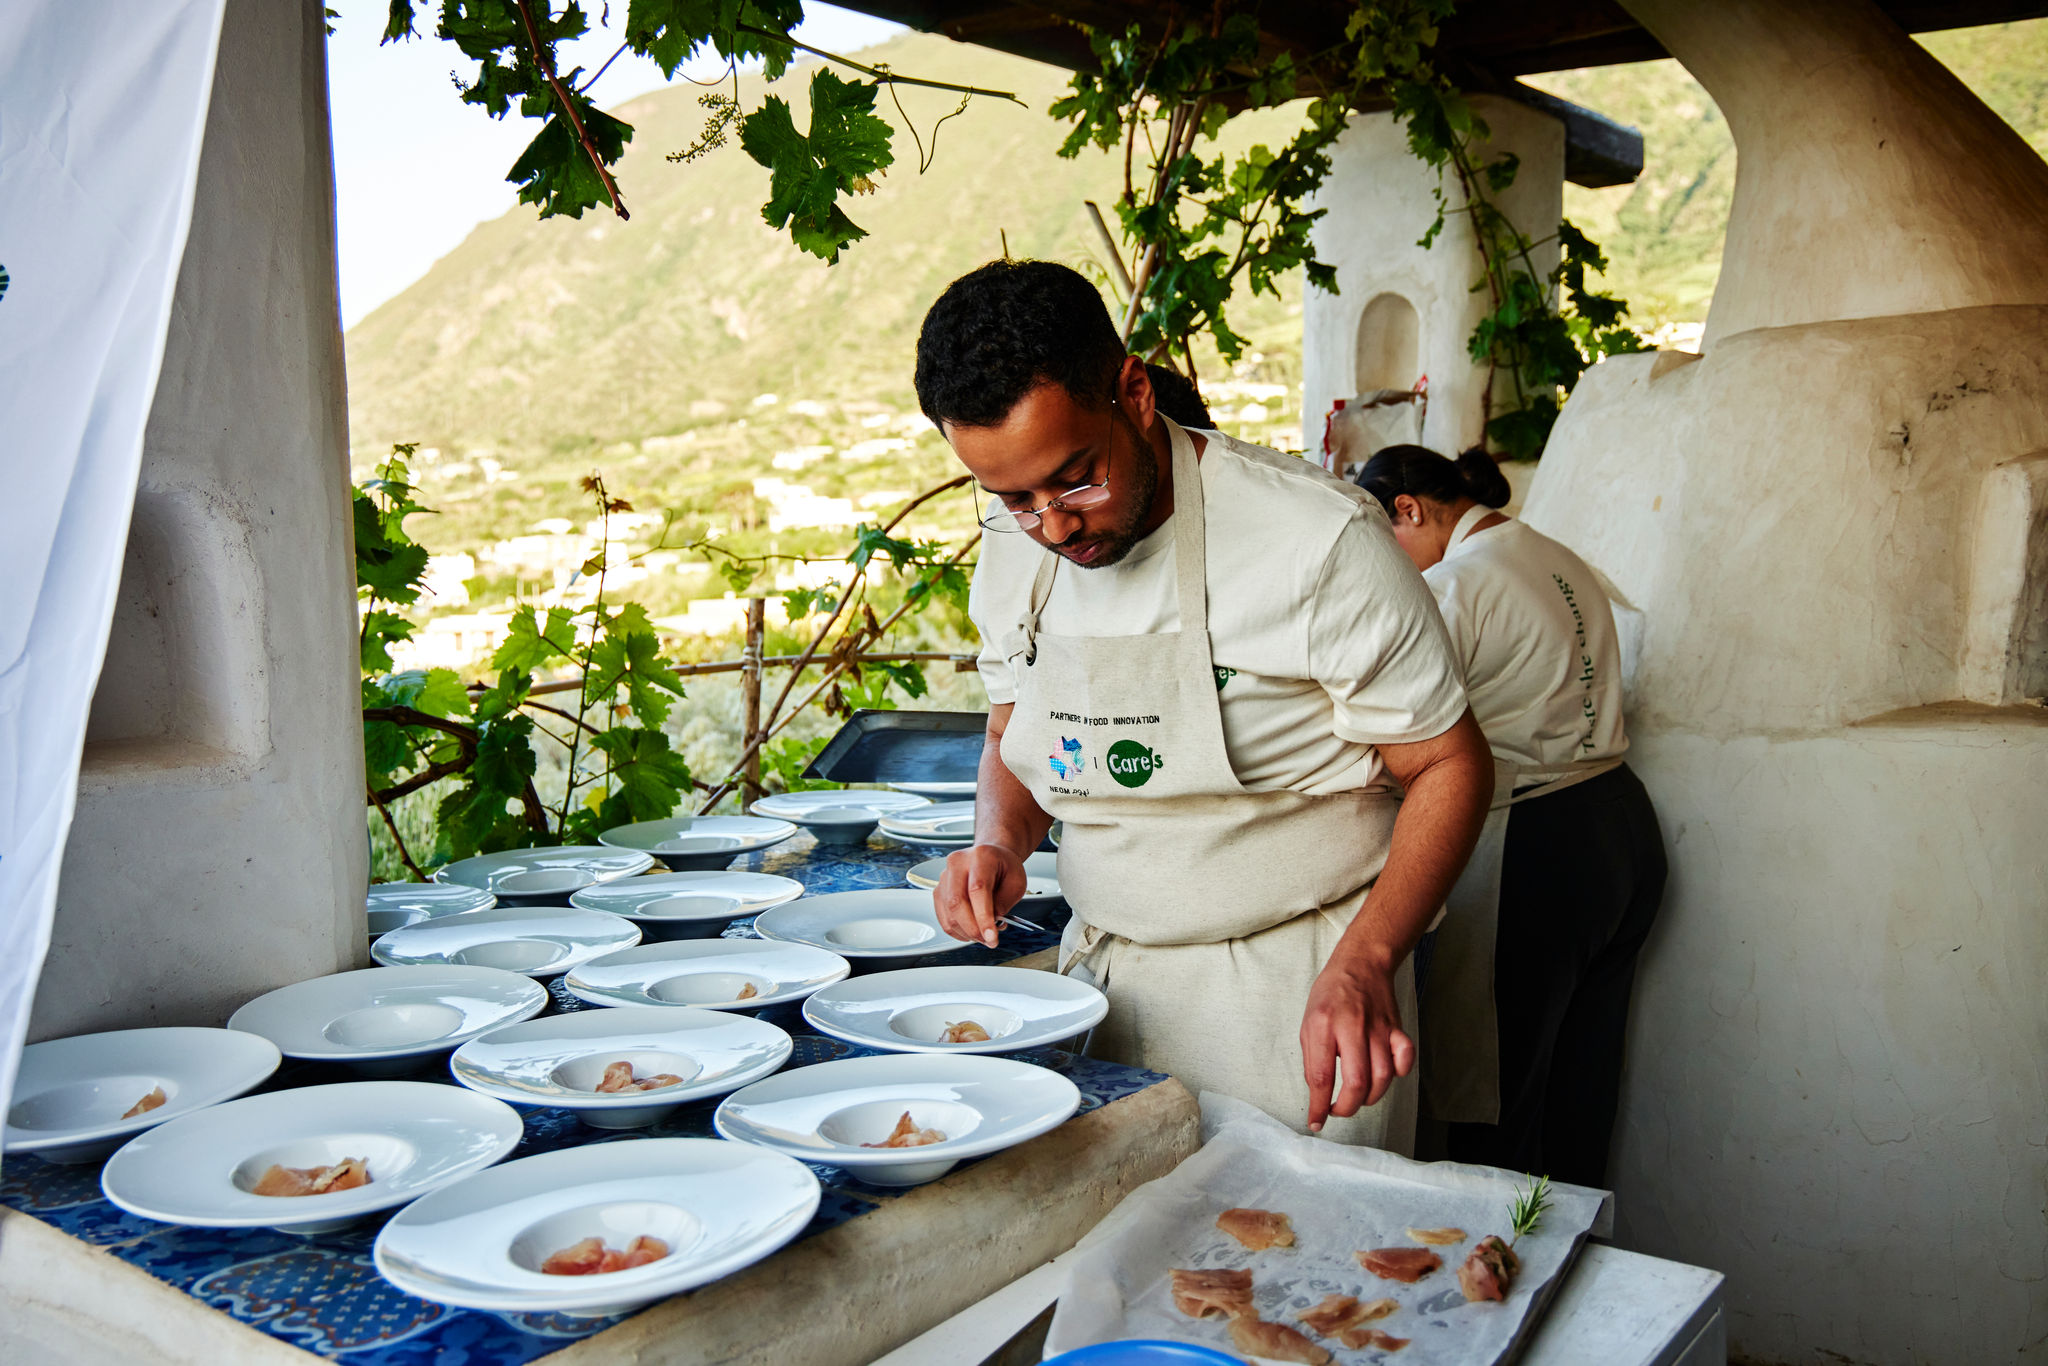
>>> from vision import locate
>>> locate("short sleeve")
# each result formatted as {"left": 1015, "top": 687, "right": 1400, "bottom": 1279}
{"left": 1309, "top": 509, "right": 1468, "bottom": 745}
{"left": 1420, "top": 562, "right": 1481, "bottom": 689}
{"left": 966, "top": 535, "right": 1018, "bottom": 706}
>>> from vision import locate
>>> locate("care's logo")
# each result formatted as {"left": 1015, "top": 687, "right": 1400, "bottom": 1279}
{"left": 1105, "top": 739, "right": 1165, "bottom": 788}
{"left": 1048, "top": 735, "right": 1085, "bottom": 780}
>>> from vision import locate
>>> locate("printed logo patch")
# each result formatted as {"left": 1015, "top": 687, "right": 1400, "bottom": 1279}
{"left": 1048, "top": 735, "right": 1085, "bottom": 780}
{"left": 1106, "top": 739, "right": 1165, "bottom": 788}
{"left": 1214, "top": 666, "right": 1236, "bottom": 692}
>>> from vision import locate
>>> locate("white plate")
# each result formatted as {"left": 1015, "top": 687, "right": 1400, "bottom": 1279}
{"left": 905, "top": 851, "right": 1062, "bottom": 902}
{"left": 752, "top": 890, "right": 973, "bottom": 964}
{"left": 597, "top": 816, "right": 797, "bottom": 870}
{"left": 565, "top": 939, "right": 851, "bottom": 1012}
{"left": 887, "top": 781, "right": 977, "bottom": 800}
{"left": 102, "top": 1080, "right": 522, "bottom": 1233}
{"left": 4, "top": 1027, "right": 283, "bottom": 1164}
{"left": 750, "top": 789, "right": 932, "bottom": 820}
{"left": 372, "top": 905, "right": 641, "bottom": 977}
{"left": 569, "top": 871, "right": 805, "bottom": 941}
{"left": 715, "top": 1052, "right": 1080, "bottom": 1187}
{"left": 435, "top": 846, "right": 654, "bottom": 905}
{"left": 450, "top": 1006, "right": 793, "bottom": 1129}
{"left": 227, "top": 966, "right": 549, "bottom": 1073}
{"left": 375, "top": 1137, "right": 819, "bottom": 1316}
{"left": 876, "top": 801, "right": 976, "bottom": 837}
{"left": 366, "top": 882, "right": 496, "bottom": 937}
{"left": 801, "top": 965, "right": 1107, "bottom": 1056}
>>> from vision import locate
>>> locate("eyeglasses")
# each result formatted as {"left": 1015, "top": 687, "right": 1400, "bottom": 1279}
{"left": 977, "top": 402, "right": 1118, "bottom": 533}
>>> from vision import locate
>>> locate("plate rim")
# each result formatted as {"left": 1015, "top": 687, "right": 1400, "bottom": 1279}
{"left": 2, "top": 1026, "right": 284, "bottom": 1154}
{"left": 225, "top": 965, "right": 551, "bottom": 1061}
{"left": 449, "top": 1005, "right": 794, "bottom": 1109}
{"left": 370, "top": 905, "right": 643, "bottom": 975}
{"left": 563, "top": 938, "right": 853, "bottom": 1011}
{"left": 568, "top": 870, "right": 806, "bottom": 921}
{"left": 799, "top": 964, "right": 1108, "bottom": 1055}
{"left": 594, "top": 815, "right": 799, "bottom": 855}
{"left": 751, "top": 891, "right": 972, "bottom": 960}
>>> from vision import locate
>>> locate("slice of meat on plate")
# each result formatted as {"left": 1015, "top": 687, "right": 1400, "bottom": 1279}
{"left": 1337, "top": 1327, "right": 1410, "bottom": 1352}
{"left": 595, "top": 1061, "right": 638, "bottom": 1093}
{"left": 251, "top": 1157, "right": 369, "bottom": 1198}
{"left": 1296, "top": 1293, "right": 1397, "bottom": 1337}
{"left": 862, "top": 1111, "right": 947, "bottom": 1148}
{"left": 1356, "top": 1246, "right": 1442, "bottom": 1283}
{"left": 1217, "top": 1207, "right": 1295, "bottom": 1250}
{"left": 1407, "top": 1225, "right": 1466, "bottom": 1245}
{"left": 1228, "top": 1316, "right": 1332, "bottom": 1365}
{"left": 1459, "top": 1233, "right": 1522, "bottom": 1302}
{"left": 1169, "top": 1266, "right": 1255, "bottom": 1320}
{"left": 122, "top": 1086, "right": 168, "bottom": 1120}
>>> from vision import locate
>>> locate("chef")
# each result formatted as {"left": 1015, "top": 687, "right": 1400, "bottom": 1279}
{"left": 1356, "top": 443, "right": 1666, "bottom": 1187}
{"left": 915, "top": 260, "right": 1494, "bottom": 1150}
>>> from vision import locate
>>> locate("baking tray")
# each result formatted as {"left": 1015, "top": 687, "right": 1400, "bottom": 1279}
{"left": 802, "top": 709, "right": 987, "bottom": 784}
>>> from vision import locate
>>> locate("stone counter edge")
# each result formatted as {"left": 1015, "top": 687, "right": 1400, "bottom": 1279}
{"left": 543, "top": 1076, "right": 1200, "bottom": 1365}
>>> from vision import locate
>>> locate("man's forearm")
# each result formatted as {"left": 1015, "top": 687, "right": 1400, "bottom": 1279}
{"left": 1336, "top": 731, "right": 1494, "bottom": 971}
{"left": 974, "top": 707, "right": 1054, "bottom": 858}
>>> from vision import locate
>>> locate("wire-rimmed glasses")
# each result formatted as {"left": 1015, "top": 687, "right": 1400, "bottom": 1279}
{"left": 976, "top": 404, "right": 1118, "bottom": 533}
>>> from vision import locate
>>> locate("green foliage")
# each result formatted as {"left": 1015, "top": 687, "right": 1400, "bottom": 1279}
{"left": 742, "top": 68, "right": 895, "bottom": 262}
{"left": 760, "top": 733, "right": 834, "bottom": 793}
{"left": 1509, "top": 1175, "right": 1552, "bottom": 1242}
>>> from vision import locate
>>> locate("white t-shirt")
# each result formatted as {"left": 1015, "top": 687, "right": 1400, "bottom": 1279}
{"left": 1421, "top": 516, "right": 1628, "bottom": 774}
{"left": 969, "top": 427, "right": 1467, "bottom": 795}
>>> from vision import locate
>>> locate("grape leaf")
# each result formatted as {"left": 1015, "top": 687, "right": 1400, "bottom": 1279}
{"left": 741, "top": 69, "right": 894, "bottom": 263}
{"left": 493, "top": 605, "right": 576, "bottom": 673}
{"left": 590, "top": 728, "right": 694, "bottom": 820}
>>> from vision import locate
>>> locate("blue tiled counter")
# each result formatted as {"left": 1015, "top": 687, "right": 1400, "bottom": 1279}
{"left": 0, "top": 833, "right": 1198, "bottom": 1366}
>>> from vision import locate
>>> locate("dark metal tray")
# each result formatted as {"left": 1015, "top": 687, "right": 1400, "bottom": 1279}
{"left": 802, "top": 709, "right": 987, "bottom": 783}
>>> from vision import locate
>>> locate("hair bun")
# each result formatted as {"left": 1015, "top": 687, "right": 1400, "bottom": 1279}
{"left": 1455, "top": 447, "right": 1512, "bottom": 508}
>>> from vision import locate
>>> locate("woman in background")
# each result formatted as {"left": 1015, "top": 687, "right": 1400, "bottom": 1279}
{"left": 1357, "top": 445, "right": 1666, "bottom": 1189}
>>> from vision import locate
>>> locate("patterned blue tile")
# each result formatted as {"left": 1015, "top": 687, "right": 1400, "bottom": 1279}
{"left": 0, "top": 841, "right": 1145, "bottom": 1366}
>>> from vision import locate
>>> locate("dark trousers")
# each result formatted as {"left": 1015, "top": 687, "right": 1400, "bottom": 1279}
{"left": 1443, "top": 762, "right": 1666, "bottom": 1191}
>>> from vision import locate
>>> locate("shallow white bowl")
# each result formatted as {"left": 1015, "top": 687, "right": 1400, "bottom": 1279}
{"left": 4, "top": 1028, "right": 283, "bottom": 1164}
{"left": 372, "top": 905, "right": 641, "bottom": 978}
{"left": 715, "top": 1052, "right": 1080, "bottom": 1187}
{"left": 750, "top": 789, "right": 932, "bottom": 820}
{"left": 374, "top": 1137, "right": 820, "bottom": 1316}
{"left": 366, "top": 882, "right": 497, "bottom": 937}
{"left": 102, "top": 1080, "right": 522, "bottom": 1233}
{"left": 904, "top": 851, "right": 1063, "bottom": 903}
{"left": 886, "top": 781, "right": 976, "bottom": 800}
{"left": 565, "top": 939, "right": 851, "bottom": 1012}
{"left": 569, "top": 870, "right": 805, "bottom": 942}
{"left": 752, "top": 890, "right": 972, "bottom": 969}
{"left": 435, "top": 847, "right": 654, "bottom": 905}
{"left": 801, "top": 965, "right": 1107, "bottom": 1056}
{"left": 450, "top": 1006, "right": 792, "bottom": 1129}
{"left": 227, "top": 966, "right": 548, "bottom": 1074}
{"left": 597, "top": 816, "right": 797, "bottom": 871}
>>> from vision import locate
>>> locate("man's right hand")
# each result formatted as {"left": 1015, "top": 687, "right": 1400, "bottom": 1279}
{"left": 934, "top": 843, "right": 1028, "bottom": 947}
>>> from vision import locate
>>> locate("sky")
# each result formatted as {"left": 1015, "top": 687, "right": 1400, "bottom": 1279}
{"left": 324, "top": 1, "right": 905, "bottom": 329}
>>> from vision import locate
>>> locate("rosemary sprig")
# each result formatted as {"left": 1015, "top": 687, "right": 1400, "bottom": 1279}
{"left": 1508, "top": 1176, "right": 1551, "bottom": 1243}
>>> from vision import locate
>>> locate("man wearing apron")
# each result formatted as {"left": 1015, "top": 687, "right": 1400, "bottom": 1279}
{"left": 912, "top": 261, "right": 1495, "bottom": 1149}
{"left": 1358, "top": 443, "right": 1667, "bottom": 1187}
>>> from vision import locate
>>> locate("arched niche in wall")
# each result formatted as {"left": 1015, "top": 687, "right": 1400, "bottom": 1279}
{"left": 1354, "top": 291, "right": 1421, "bottom": 394}
{"left": 84, "top": 482, "right": 269, "bottom": 769}
{"left": 1960, "top": 451, "right": 2048, "bottom": 706}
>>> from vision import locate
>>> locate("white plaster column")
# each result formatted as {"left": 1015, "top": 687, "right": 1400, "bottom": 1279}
{"left": 29, "top": 0, "right": 365, "bottom": 1038}
{"left": 1513, "top": 2, "right": 2048, "bottom": 1361}
{"left": 1302, "top": 96, "right": 1564, "bottom": 456}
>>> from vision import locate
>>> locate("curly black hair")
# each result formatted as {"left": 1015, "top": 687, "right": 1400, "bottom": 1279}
{"left": 914, "top": 259, "right": 1126, "bottom": 428}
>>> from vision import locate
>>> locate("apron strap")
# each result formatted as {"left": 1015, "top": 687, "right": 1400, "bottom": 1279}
{"left": 1496, "top": 753, "right": 1626, "bottom": 809}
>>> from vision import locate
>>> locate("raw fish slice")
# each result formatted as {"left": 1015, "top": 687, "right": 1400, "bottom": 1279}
{"left": 630, "top": 1073, "right": 686, "bottom": 1091}
{"left": 1357, "top": 1246, "right": 1442, "bottom": 1283}
{"left": 308, "top": 1157, "right": 369, "bottom": 1193}
{"left": 251, "top": 1157, "right": 369, "bottom": 1197}
{"left": 594, "top": 1061, "right": 638, "bottom": 1093}
{"left": 616, "top": 1235, "right": 670, "bottom": 1269}
{"left": 122, "top": 1086, "right": 167, "bottom": 1120}
{"left": 1458, "top": 1234, "right": 1521, "bottom": 1302}
{"left": 1336, "top": 1327, "right": 1410, "bottom": 1352}
{"left": 1217, "top": 1207, "right": 1295, "bottom": 1250}
{"left": 940, "top": 1020, "right": 991, "bottom": 1044}
{"left": 862, "top": 1110, "right": 947, "bottom": 1148}
{"left": 1407, "top": 1225, "right": 1465, "bottom": 1245}
{"left": 1296, "top": 1293, "right": 1395, "bottom": 1337}
{"left": 1169, "top": 1266, "right": 1255, "bottom": 1319}
{"left": 1228, "top": 1316, "right": 1332, "bottom": 1365}
{"left": 541, "top": 1237, "right": 608, "bottom": 1275}
{"left": 735, "top": 983, "right": 759, "bottom": 1001}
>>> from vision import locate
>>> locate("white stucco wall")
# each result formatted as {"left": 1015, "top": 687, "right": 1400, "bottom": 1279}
{"left": 1498, "top": 3, "right": 2048, "bottom": 1360}
{"left": 1302, "top": 96, "right": 1565, "bottom": 456}
{"left": 29, "top": 0, "right": 365, "bottom": 1039}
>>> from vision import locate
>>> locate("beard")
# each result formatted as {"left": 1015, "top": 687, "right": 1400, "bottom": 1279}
{"left": 1058, "top": 407, "right": 1160, "bottom": 570}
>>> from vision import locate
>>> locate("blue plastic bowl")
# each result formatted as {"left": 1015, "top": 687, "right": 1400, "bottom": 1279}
{"left": 1043, "top": 1341, "right": 1246, "bottom": 1366}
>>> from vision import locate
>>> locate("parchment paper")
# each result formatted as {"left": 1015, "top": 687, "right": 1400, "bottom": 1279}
{"left": 1044, "top": 1095, "right": 1612, "bottom": 1364}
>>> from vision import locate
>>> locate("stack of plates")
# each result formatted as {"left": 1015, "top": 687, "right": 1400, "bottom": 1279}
{"left": 875, "top": 801, "right": 976, "bottom": 849}
{"left": 570, "top": 870, "right": 804, "bottom": 941}
{"left": 435, "top": 847, "right": 654, "bottom": 906}
{"left": 4, "top": 1027, "right": 282, "bottom": 1164}
{"left": 371, "top": 905, "right": 641, "bottom": 977}
{"left": 598, "top": 816, "right": 798, "bottom": 871}
{"left": 227, "top": 965, "right": 548, "bottom": 1076}
{"left": 366, "top": 882, "right": 495, "bottom": 938}
{"left": 753, "top": 890, "right": 972, "bottom": 971}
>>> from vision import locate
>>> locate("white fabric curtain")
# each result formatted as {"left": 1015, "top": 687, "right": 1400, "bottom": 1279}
{"left": 0, "top": 0, "right": 228, "bottom": 1125}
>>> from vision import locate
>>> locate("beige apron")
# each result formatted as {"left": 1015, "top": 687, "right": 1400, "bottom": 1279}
{"left": 1419, "top": 505, "right": 1625, "bottom": 1124}
{"left": 998, "top": 418, "right": 1416, "bottom": 1150}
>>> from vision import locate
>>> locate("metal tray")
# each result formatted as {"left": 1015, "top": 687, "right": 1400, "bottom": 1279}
{"left": 802, "top": 709, "right": 987, "bottom": 784}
